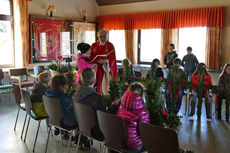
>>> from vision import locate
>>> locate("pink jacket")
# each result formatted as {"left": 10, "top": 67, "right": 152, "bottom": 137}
{"left": 117, "top": 91, "right": 150, "bottom": 150}
{"left": 76, "top": 55, "right": 93, "bottom": 83}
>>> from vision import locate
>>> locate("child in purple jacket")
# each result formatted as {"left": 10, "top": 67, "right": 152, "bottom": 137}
{"left": 117, "top": 83, "right": 150, "bottom": 151}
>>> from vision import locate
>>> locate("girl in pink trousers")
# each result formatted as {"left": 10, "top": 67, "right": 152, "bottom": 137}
{"left": 117, "top": 83, "right": 150, "bottom": 151}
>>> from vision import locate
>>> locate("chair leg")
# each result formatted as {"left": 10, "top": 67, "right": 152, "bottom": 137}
{"left": 24, "top": 116, "right": 31, "bottom": 142}
{"left": 14, "top": 107, "right": 20, "bottom": 131}
{"left": 184, "top": 93, "right": 188, "bottom": 115}
{"left": 45, "top": 119, "right": 49, "bottom": 134}
{"left": 33, "top": 120, "right": 41, "bottom": 152}
{"left": 75, "top": 133, "right": 81, "bottom": 153}
{"left": 103, "top": 146, "right": 107, "bottom": 153}
{"left": 21, "top": 114, "right": 27, "bottom": 139}
{"left": 67, "top": 131, "right": 73, "bottom": 153}
{"left": 9, "top": 88, "right": 12, "bottom": 102}
{"left": 45, "top": 126, "right": 51, "bottom": 153}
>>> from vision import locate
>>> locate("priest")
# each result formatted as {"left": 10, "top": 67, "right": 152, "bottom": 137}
{"left": 90, "top": 29, "right": 118, "bottom": 94}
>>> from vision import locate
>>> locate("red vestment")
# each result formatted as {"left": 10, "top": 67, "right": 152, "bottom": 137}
{"left": 90, "top": 41, "right": 118, "bottom": 94}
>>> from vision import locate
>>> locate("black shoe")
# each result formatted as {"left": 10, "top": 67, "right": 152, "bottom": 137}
{"left": 79, "top": 138, "right": 91, "bottom": 151}
{"left": 54, "top": 128, "right": 60, "bottom": 136}
{"left": 217, "top": 116, "right": 221, "bottom": 120}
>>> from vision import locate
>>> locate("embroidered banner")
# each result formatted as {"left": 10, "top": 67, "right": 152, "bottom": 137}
{"left": 33, "top": 19, "right": 63, "bottom": 60}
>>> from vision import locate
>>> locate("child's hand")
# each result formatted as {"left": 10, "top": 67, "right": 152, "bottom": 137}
{"left": 98, "top": 59, "right": 107, "bottom": 64}
{"left": 112, "top": 98, "right": 119, "bottom": 106}
{"left": 92, "top": 64, "right": 97, "bottom": 68}
{"left": 124, "top": 82, "right": 129, "bottom": 86}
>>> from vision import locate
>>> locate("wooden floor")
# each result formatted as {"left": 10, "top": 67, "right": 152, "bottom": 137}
{"left": 0, "top": 92, "right": 229, "bottom": 153}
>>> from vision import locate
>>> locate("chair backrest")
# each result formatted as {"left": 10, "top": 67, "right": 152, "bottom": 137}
{"left": 0, "top": 69, "right": 4, "bottom": 80}
{"left": 33, "top": 66, "right": 45, "bottom": 75}
{"left": 73, "top": 102, "right": 95, "bottom": 137}
{"left": 139, "top": 122, "right": 180, "bottom": 153}
{"left": 134, "top": 71, "right": 142, "bottom": 78}
{"left": 43, "top": 95, "right": 64, "bottom": 127}
{"left": 13, "top": 84, "right": 21, "bottom": 106}
{"left": 21, "top": 89, "right": 32, "bottom": 115}
{"left": 97, "top": 110, "right": 126, "bottom": 152}
{"left": 9, "top": 68, "right": 27, "bottom": 76}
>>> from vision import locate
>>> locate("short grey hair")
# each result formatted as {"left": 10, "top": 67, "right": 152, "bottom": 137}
{"left": 97, "top": 28, "right": 108, "bottom": 36}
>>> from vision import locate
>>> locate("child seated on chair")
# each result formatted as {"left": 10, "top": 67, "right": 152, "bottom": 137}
{"left": 146, "top": 58, "right": 164, "bottom": 79}
{"left": 165, "top": 58, "right": 187, "bottom": 114}
{"left": 30, "top": 71, "right": 51, "bottom": 118}
{"left": 189, "top": 63, "right": 212, "bottom": 119}
{"left": 118, "top": 59, "right": 135, "bottom": 86}
{"left": 117, "top": 82, "right": 150, "bottom": 151}
{"left": 217, "top": 63, "right": 230, "bottom": 120}
{"left": 72, "top": 68, "right": 118, "bottom": 141}
{"left": 46, "top": 74, "right": 78, "bottom": 130}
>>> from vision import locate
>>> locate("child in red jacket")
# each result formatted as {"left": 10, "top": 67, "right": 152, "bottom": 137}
{"left": 189, "top": 63, "right": 212, "bottom": 119}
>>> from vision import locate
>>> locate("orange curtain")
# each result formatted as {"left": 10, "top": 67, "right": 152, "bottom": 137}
{"left": 13, "top": 0, "right": 29, "bottom": 67}
{"left": 20, "top": 0, "right": 29, "bottom": 67}
{"left": 206, "top": 27, "right": 222, "bottom": 70}
{"left": 160, "top": 29, "right": 178, "bottom": 66}
{"left": 97, "top": 7, "right": 224, "bottom": 30}
{"left": 125, "top": 30, "right": 136, "bottom": 64}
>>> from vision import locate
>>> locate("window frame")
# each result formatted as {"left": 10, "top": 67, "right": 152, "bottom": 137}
{"left": 177, "top": 27, "right": 207, "bottom": 64}
{"left": 137, "top": 30, "right": 162, "bottom": 65}
{"left": 108, "top": 30, "right": 125, "bottom": 63}
{"left": 0, "top": 0, "right": 14, "bottom": 68}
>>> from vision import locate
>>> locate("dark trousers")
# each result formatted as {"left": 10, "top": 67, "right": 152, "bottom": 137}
{"left": 217, "top": 93, "right": 225, "bottom": 118}
{"left": 165, "top": 88, "right": 184, "bottom": 113}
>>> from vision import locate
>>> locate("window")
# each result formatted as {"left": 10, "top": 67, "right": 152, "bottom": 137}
{"left": 109, "top": 30, "right": 126, "bottom": 61}
{"left": 138, "top": 29, "right": 161, "bottom": 63}
{"left": 0, "top": 0, "right": 13, "bottom": 66}
{"left": 73, "top": 22, "right": 96, "bottom": 55}
{"left": 61, "top": 32, "right": 71, "bottom": 56}
{"left": 178, "top": 27, "right": 207, "bottom": 63}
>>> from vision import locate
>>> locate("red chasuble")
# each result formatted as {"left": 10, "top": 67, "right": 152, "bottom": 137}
{"left": 90, "top": 41, "right": 118, "bottom": 94}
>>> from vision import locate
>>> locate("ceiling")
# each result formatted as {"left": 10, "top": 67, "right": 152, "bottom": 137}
{"left": 95, "top": 0, "right": 158, "bottom": 6}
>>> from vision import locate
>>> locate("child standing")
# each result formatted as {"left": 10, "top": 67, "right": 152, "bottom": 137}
{"left": 30, "top": 71, "right": 51, "bottom": 118}
{"left": 117, "top": 83, "right": 149, "bottom": 151}
{"left": 182, "top": 46, "right": 199, "bottom": 81}
{"left": 217, "top": 63, "right": 230, "bottom": 120}
{"left": 76, "top": 43, "right": 96, "bottom": 84}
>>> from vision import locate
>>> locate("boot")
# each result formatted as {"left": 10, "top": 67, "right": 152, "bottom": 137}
{"left": 205, "top": 102, "right": 211, "bottom": 119}
{"left": 189, "top": 101, "right": 196, "bottom": 116}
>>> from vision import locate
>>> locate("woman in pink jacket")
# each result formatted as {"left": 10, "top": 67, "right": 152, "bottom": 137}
{"left": 117, "top": 83, "right": 150, "bottom": 151}
{"left": 76, "top": 43, "right": 96, "bottom": 84}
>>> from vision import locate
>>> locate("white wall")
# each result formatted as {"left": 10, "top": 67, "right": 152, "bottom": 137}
{"left": 28, "top": 0, "right": 99, "bottom": 21}
{"left": 99, "top": 0, "right": 230, "bottom": 67}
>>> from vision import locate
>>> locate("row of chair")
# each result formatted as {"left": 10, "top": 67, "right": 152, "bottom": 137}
{"left": 12, "top": 82, "right": 180, "bottom": 153}
{"left": 42, "top": 96, "right": 181, "bottom": 153}
{"left": 13, "top": 84, "right": 48, "bottom": 152}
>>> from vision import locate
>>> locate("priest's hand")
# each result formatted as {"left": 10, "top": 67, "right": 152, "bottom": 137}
{"left": 98, "top": 59, "right": 107, "bottom": 64}
{"left": 92, "top": 64, "right": 97, "bottom": 68}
